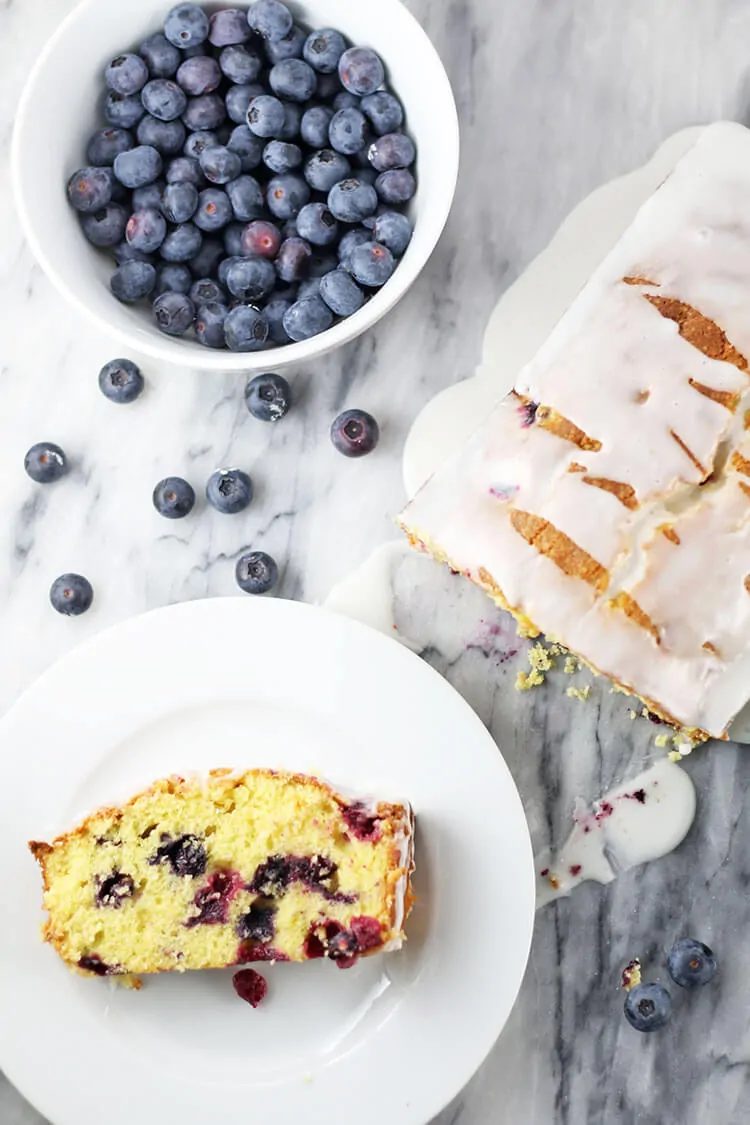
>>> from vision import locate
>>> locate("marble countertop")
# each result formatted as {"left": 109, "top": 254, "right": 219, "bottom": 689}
{"left": 3, "top": 1, "right": 750, "bottom": 1122}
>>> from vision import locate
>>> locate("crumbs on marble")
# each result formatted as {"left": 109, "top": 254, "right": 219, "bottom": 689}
{"left": 515, "top": 641, "right": 556, "bottom": 691}
{"left": 564, "top": 655, "right": 580, "bottom": 674}
{"left": 609, "top": 683, "right": 631, "bottom": 695}
{"left": 566, "top": 684, "right": 590, "bottom": 702}
{"left": 620, "top": 958, "right": 642, "bottom": 992}
{"left": 628, "top": 709, "right": 638, "bottom": 720}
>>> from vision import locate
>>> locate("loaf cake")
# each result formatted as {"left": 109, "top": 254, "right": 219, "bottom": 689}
{"left": 399, "top": 121, "right": 750, "bottom": 739}
{"left": 29, "top": 769, "right": 414, "bottom": 981}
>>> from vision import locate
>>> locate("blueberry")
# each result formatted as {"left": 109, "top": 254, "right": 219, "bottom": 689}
{"left": 246, "top": 94, "right": 285, "bottom": 137}
{"left": 333, "top": 90, "right": 360, "bottom": 112}
{"left": 209, "top": 8, "right": 251, "bottom": 46}
{"left": 152, "top": 475, "right": 196, "bottom": 517}
{"left": 114, "top": 145, "right": 162, "bottom": 189}
{"left": 303, "top": 28, "right": 346, "bottom": 73}
{"left": 265, "top": 23, "right": 306, "bottom": 63}
{"left": 105, "top": 52, "right": 148, "bottom": 96}
{"left": 206, "top": 468, "right": 253, "bottom": 512}
{"left": 219, "top": 44, "right": 262, "bottom": 84}
{"left": 153, "top": 291, "right": 195, "bottom": 334}
{"left": 50, "top": 573, "right": 93, "bottom": 616}
{"left": 319, "top": 269, "right": 364, "bottom": 316}
{"left": 183, "top": 131, "right": 217, "bottom": 161}
{"left": 137, "top": 115, "right": 187, "bottom": 155}
{"left": 80, "top": 203, "right": 127, "bottom": 247}
{"left": 111, "top": 260, "right": 157, "bottom": 302}
{"left": 328, "top": 107, "right": 368, "bottom": 155}
{"left": 371, "top": 210, "right": 412, "bottom": 256}
{"left": 199, "top": 145, "right": 241, "bottom": 185}
{"left": 86, "top": 127, "right": 134, "bottom": 166}
{"left": 315, "top": 72, "right": 341, "bottom": 101}
{"left": 227, "top": 124, "right": 264, "bottom": 170}
{"left": 297, "top": 277, "right": 321, "bottom": 300}
{"left": 264, "top": 296, "right": 293, "bottom": 342}
{"left": 338, "top": 47, "right": 384, "bottom": 97}
{"left": 160, "top": 182, "right": 198, "bottom": 224}
{"left": 245, "top": 372, "right": 291, "bottom": 421}
{"left": 355, "top": 166, "right": 377, "bottom": 187}
{"left": 236, "top": 550, "right": 278, "bottom": 593}
{"left": 269, "top": 59, "right": 316, "bottom": 103}
{"left": 247, "top": 0, "right": 293, "bottom": 42}
{"left": 368, "top": 132, "right": 415, "bottom": 172}
{"left": 667, "top": 939, "right": 717, "bottom": 989}
{"left": 224, "top": 306, "right": 269, "bottom": 351}
{"left": 24, "top": 442, "right": 68, "bottom": 483}
{"left": 125, "top": 208, "right": 167, "bottom": 253}
{"left": 98, "top": 358, "right": 144, "bottom": 403}
{"left": 361, "top": 91, "right": 403, "bottom": 136}
{"left": 296, "top": 202, "right": 338, "bottom": 246}
{"left": 160, "top": 222, "right": 202, "bottom": 261}
{"left": 283, "top": 295, "right": 333, "bottom": 341}
{"left": 328, "top": 178, "right": 377, "bottom": 223}
{"left": 95, "top": 871, "right": 136, "bottom": 908}
{"left": 141, "top": 78, "right": 187, "bottom": 122}
{"left": 177, "top": 55, "right": 221, "bottom": 95}
{"left": 263, "top": 140, "right": 302, "bottom": 174}
{"left": 183, "top": 94, "right": 227, "bottom": 132}
{"left": 164, "top": 3, "right": 210, "bottom": 50}
{"left": 241, "top": 219, "right": 281, "bottom": 257}
{"left": 303, "top": 149, "right": 350, "bottom": 193}
{"left": 226, "top": 83, "right": 263, "bottom": 125}
{"left": 189, "top": 237, "right": 224, "bottom": 278}
{"left": 166, "top": 155, "right": 204, "bottom": 185}
{"left": 130, "top": 184, "right": 160, "bottom": 213}
{"left": 275, "top": 236, "right": 311, "bottom": 282}
{"left": 196, "top": 301, "right": 229, "bottom": 347}
{"left": 375, "top": 168, "right": 415, "bottom": 205}
{"left": 350, "top": 241, "right": 394, "bottom": 287}
{"left": 140, "top": 33, "right": 181, "bottom": 78}
{"left": 190, "top": 277, "right": 224, "bottom": 305}
{"left": 223, "top": 221, "right": 246, "bottom": 256}
{"left": 308, "top": 251, "right": 338, "bottom": 278}
{"left": 105, "top": 91, "right": 146, "bottom": 129}
{"left": 218, "top": 256, "right": 241, "bottom": 287}
{"left": 266, "top": 173, "right": 310, "bottom": 220}
{"left": 155, "top": 262, "right": 193, "bottom": 295}
{"left": 624, "top": 982, "right": 672, "bottom": 1032}
{"left": 330, "top": 408, "right": 379, "bottom": 457}
{"left": 226, "top": 174, "right": 264, "bottom": 220}
{"left": 150, "top": 833, "right": 207, "bottom": 875}
{"left": 300, "top": 106, "right": 334, "bottom": 148}
{"left": 226, "top": 257, "right": 276, "bottom": 301}
{"left": 194, "top": 187, "right": 233, "bottom": 231}
{"left": 66, "top": 167, "right": 112, "bottom": 213}
{"left": 114, "top": 240, "right": 154, "bottom": 265}
{"left": 236, "top": 903, "right": 276, "bottom": 942}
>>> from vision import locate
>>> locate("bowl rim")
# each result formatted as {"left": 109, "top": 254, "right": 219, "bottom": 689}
{"left": 11, "top": 0, "right": 459, "bottom": 372}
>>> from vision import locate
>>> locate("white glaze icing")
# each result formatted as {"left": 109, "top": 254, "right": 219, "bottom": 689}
{"left": 535, "top": 758, "right": 696, "bottom": 908}
{"left": 400, "top": 121, "right": 750, "bottom": 736}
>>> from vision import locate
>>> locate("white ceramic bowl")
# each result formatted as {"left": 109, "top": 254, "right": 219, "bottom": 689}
{"left": 12, "top": 0, "right": 458, "bottom": 371}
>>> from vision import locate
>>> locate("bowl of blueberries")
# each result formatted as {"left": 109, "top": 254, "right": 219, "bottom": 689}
{"left": 12, "top": 0, "right": 458, "bottom": 369}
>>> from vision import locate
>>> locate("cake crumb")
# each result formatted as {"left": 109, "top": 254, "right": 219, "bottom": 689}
{"left": 628, "top": 709, "right": 637, "bottom": 720}
{"left": 620, "top": 958, "right": 642, "bottom": 991}
{"left": 564, "top": 655, "right": 580, "bottom": 674}
{"left": 566, "top": 684, "right": 590, "bottom": 701}
{"left": 515, "top": 642, "right": 556, "bottom": 691}
{"left": 610, "top": 683, "right": 630, "bottom": 695}
{"left": 668, "top": 750, "right": 682, "bottom": 762}
{"left": 654, "top": 733, "right": 669, "bottom": 748}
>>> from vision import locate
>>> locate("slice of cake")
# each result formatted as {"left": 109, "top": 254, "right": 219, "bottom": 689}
{"left": 399, "top": 121, "right": 750, "bottom": 739}
{"left": 29, "top": 769, "right": 414, "bottom": 981}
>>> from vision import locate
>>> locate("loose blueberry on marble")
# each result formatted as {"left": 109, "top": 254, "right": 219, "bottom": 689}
{"left": 153, "top": 476, "right": 196, "bottom": 518}
{"left": 236, "top": 550, "right": 279, "bottom": 594}
{"left": 24, "top": 443, "right": 68, "bottom": 484}
{"left": 206, "top": 468, "right": 253, "bottom": 513}
{"left": 667, "top": 938, "right": 717, "bottom": 989}
{"left": 247, "top": 0, "right": 293, "bottom": 42}
{"left": 330, "top": 409, "right": 380, "bottom": 457}
{"left": 623, "top": 982, "right": 672, "bottom": 1033}
{"left": 50, "top": 574, "right": 94, "bottom": 616}
{"left": 164, "top": 3, "right": 210, "bottom": 49}
{"left": 153, "top": 291, "right": 195, "bottom": 334}
{"left": 245, "top": 371, "right": 291, "bottom": 421}
{"left": 233, "top": 968, "right": 267, "bottom": 1007}
{"left": 98, "top": 358, "right": 144, "bottom": 404}
{"left": 111, "top": 260, "right": 157, "bottom": 303}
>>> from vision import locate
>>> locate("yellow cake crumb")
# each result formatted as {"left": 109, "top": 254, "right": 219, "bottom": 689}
{"left": 654, "top": 733, "right": 669, "bottom": 747}
{"left": 620, "top": 958, "right": 642, "bottom": 991}
{"left": 564, "top": 655, "right": 580, "bottom": 674}
{"left": 668, "top": 750, "right": 682, "bottom": 762}
{"left": 566, "top": 684, "right": 590, "bottom": 701}
{"left": 515, "top": 641, "right": 557, "bottom": 691}
{"left": 628, "top": 709, "right": 637, "bottom": 720}
{"left": 610, "top": 683, "right": 631, "bottom": 695}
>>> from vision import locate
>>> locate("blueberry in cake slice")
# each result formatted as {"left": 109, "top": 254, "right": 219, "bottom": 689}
{"left": 29, "top": 769, "right": 414, "bottom": 981}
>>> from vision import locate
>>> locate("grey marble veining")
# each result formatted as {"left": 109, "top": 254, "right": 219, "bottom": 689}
{"left": 3, "top": 1, "right": 750, "bottom": 1123}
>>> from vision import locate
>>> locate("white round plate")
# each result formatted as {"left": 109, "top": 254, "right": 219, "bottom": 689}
{"left": 0, "top": 597, "right": 534, "bottom": 1125}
